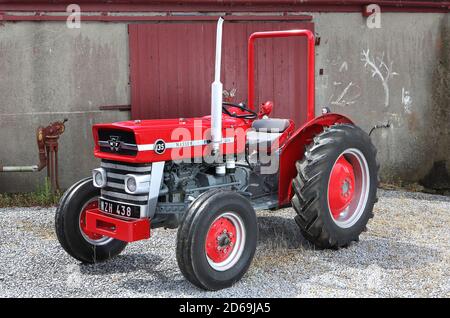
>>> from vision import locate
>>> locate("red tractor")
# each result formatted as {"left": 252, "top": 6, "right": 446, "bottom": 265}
{"left": 55, "top": 18, "right": 378, "bottom": 291}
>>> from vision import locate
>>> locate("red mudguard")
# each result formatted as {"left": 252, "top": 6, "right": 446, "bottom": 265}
{"left": 277, "top": 113, "right": 354, "bottom": 206}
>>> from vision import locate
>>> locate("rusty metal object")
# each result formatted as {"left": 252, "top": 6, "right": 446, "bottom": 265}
{"left": 40, "top": 119, "right": 67, "bottom": 192}
{"left": 1, "top": 119, "right": 67, "bottom": 192}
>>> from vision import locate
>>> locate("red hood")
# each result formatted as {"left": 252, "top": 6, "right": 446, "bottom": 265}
{"left": 92, "top": 115, "right": 251, "bottom": 163}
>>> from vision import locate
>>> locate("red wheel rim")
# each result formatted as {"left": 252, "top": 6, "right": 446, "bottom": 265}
{"left": 205, "top": 217, "right": 237, "bottom": 264}
{"left": 79, "top": 200, "right": 103, "bottom": 240}
{"left": 327, "top": 148, "right": 371, "bottom": 228}
{"left": 205, "top": 212, "right": 246, "bottom": 272}
{"left": 328, "top": 155, "right": 355, "bottom": 219}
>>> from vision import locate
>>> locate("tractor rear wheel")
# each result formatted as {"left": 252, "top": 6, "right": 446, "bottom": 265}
{"left": 291, "top": 124, "right": 378, "bottom": 249}
{"left": 176, "top": 189, "right": 257, "bottom": 290}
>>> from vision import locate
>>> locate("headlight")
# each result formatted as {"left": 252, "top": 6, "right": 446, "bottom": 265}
{"left": 126, "top": 177, "right": 137, "bottom": 193}
{"left": 124, "top": 174, "right": 150, "bottom": 194}
{"left": 92, "top": 168, "right": 107, "bottom": 188}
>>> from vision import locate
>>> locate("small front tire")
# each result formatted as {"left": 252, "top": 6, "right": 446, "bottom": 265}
{"left": 55, "top": 178, "right": 127, "bottom": 263}
{"left": 176, "top": 190, "right": 258, "bottom": 291}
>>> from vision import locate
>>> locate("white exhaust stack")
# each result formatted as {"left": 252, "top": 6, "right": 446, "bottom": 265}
{"left": 210, "top": 17, "right": 224, "bottom": 156}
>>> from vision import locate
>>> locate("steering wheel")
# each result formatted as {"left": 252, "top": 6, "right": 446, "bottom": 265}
{"left": 222, "top": 102, "right": 258, "bottom": 119}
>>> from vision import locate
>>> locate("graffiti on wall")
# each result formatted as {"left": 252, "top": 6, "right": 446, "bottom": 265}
{"left": 325, "top": 48, "right": 413, "bottom": 119}
{"left": 401, "top": 87, "right": 413, "bottom": 114}
{"left": 330, "top": 81, "right": 361, "bottom": 107}
{"left": 361, "top": 49, "right": 398, "bottom": 107}
{"left": 326, "top": 56, "right": 362, "bottom": 107}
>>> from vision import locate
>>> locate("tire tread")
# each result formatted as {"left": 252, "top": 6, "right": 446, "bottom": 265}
{"left": 291, "top": 124, "right": 378, "bottom": 249}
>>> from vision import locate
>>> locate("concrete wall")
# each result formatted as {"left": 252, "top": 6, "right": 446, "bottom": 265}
{"left": 313, "top": 13, "right": 449, "bottom": 187}
{"left": 0, "top": 23, "right": 130, "bottom": 192}
{"left": 0, "top": 12, "right": 448, "bottom": 192}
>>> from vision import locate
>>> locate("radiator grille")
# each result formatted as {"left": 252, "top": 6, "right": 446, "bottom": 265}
{"left": 100, "top": 160, "right": 151, "bottom": 205}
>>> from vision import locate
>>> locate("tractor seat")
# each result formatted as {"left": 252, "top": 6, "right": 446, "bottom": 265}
{"left": 252, "top": 118, "right": 290, "bottom": 133}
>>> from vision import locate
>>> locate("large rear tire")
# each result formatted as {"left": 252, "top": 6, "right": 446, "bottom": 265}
{"left": 55, "top": 178, "right": 127, "bottom": 263}
{"left": 291, "top": 124, "right": 378, "bottom": 249}
{"left": 176, "top": 189, "right": 258, "bottom": 291}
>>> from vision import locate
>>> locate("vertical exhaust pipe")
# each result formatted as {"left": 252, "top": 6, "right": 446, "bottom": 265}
{"left": 210, "top": 17, "right": 224, "bottom": 156}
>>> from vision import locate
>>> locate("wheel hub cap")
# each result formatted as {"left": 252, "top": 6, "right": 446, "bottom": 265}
{"left": 206, "top": 217, "right": 237, "bottom": 263}
{"left": 329, "top": 155, "right": 355, "bottom": 219}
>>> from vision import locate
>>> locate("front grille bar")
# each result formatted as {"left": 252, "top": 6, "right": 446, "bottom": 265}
{"left": 101, "top": 189, "right": 149, "bottom": 202}
{"left": 106, "top": 181, "right": 125, "bottom": 190}
{"left": 101, "top": 161, "right": 152, "bottom": 173}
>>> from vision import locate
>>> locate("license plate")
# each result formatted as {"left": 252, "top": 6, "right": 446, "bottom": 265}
{"left": 99, "top": 198, "right": 141, "bottom": 219}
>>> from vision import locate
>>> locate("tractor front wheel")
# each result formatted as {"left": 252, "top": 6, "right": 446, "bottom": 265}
{"left": 291, "top": 124, "right": 378, "bottom": 249}
{"left": 176, "top": 189, "right": 258, "bottom": 290}
{"left": 55, "top": 178, "right": 127, "bottom": 263}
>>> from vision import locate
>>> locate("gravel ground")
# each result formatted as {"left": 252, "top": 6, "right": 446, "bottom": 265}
{"left": 0, "top": 189, "right": 449, "bottom": 298}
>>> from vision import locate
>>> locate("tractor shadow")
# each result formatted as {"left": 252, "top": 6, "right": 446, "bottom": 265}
{"left": 80, "top": 254, "right": 167, "bottom": 275}
{"left": 79, "top": 253, "right": 164, "bottom": 276}
{"left": 119, "top": 276, "right": 195, "bottom": 294}
{"left": 257, "top": 215, "right": 312, "bottom": 250}
{"left": 79, "top": 253, "right": 198, "bottom": 294}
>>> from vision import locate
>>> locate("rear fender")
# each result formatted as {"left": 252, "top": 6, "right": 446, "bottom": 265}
{"left": 277, "top": 114, "right": 353, "bottom": 206}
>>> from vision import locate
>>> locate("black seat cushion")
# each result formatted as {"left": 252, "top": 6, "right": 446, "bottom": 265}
{"left": 252, "top": 118, "right": 290, "bottom": 132}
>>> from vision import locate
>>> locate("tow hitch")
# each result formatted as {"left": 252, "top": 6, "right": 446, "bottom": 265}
{"left": 85, "top": 209, "right": 150, "bottom": 243}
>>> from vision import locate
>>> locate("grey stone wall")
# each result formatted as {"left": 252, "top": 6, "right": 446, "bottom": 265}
{"left": 0, "top": 23, "right": 130, "bottom": 192}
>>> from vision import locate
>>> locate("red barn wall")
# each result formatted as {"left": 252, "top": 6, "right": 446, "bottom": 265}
{"left": 129, "top": 20, "right": 314, "bottom": 128}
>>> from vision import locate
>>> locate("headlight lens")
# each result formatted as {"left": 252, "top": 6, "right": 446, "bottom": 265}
{"left": 92, "top": 168, "right": 106, "bottom": 188}
{"left": 126, "top": 177, "right": 137, "bottom": 193}
{"left": 124, "top": 174, "right": 150, "bottom": 194}
{"left": 94, "top": 171, "right": 104, "bottom": 186}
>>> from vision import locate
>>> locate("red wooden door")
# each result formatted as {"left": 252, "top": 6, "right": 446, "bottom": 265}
{"left": 129, "top": 20, "right": 314, "bottom": 127}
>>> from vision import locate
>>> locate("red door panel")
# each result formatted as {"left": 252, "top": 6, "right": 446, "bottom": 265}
{"left": 129, "top": 21, "right": 314, "bottom": 127}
